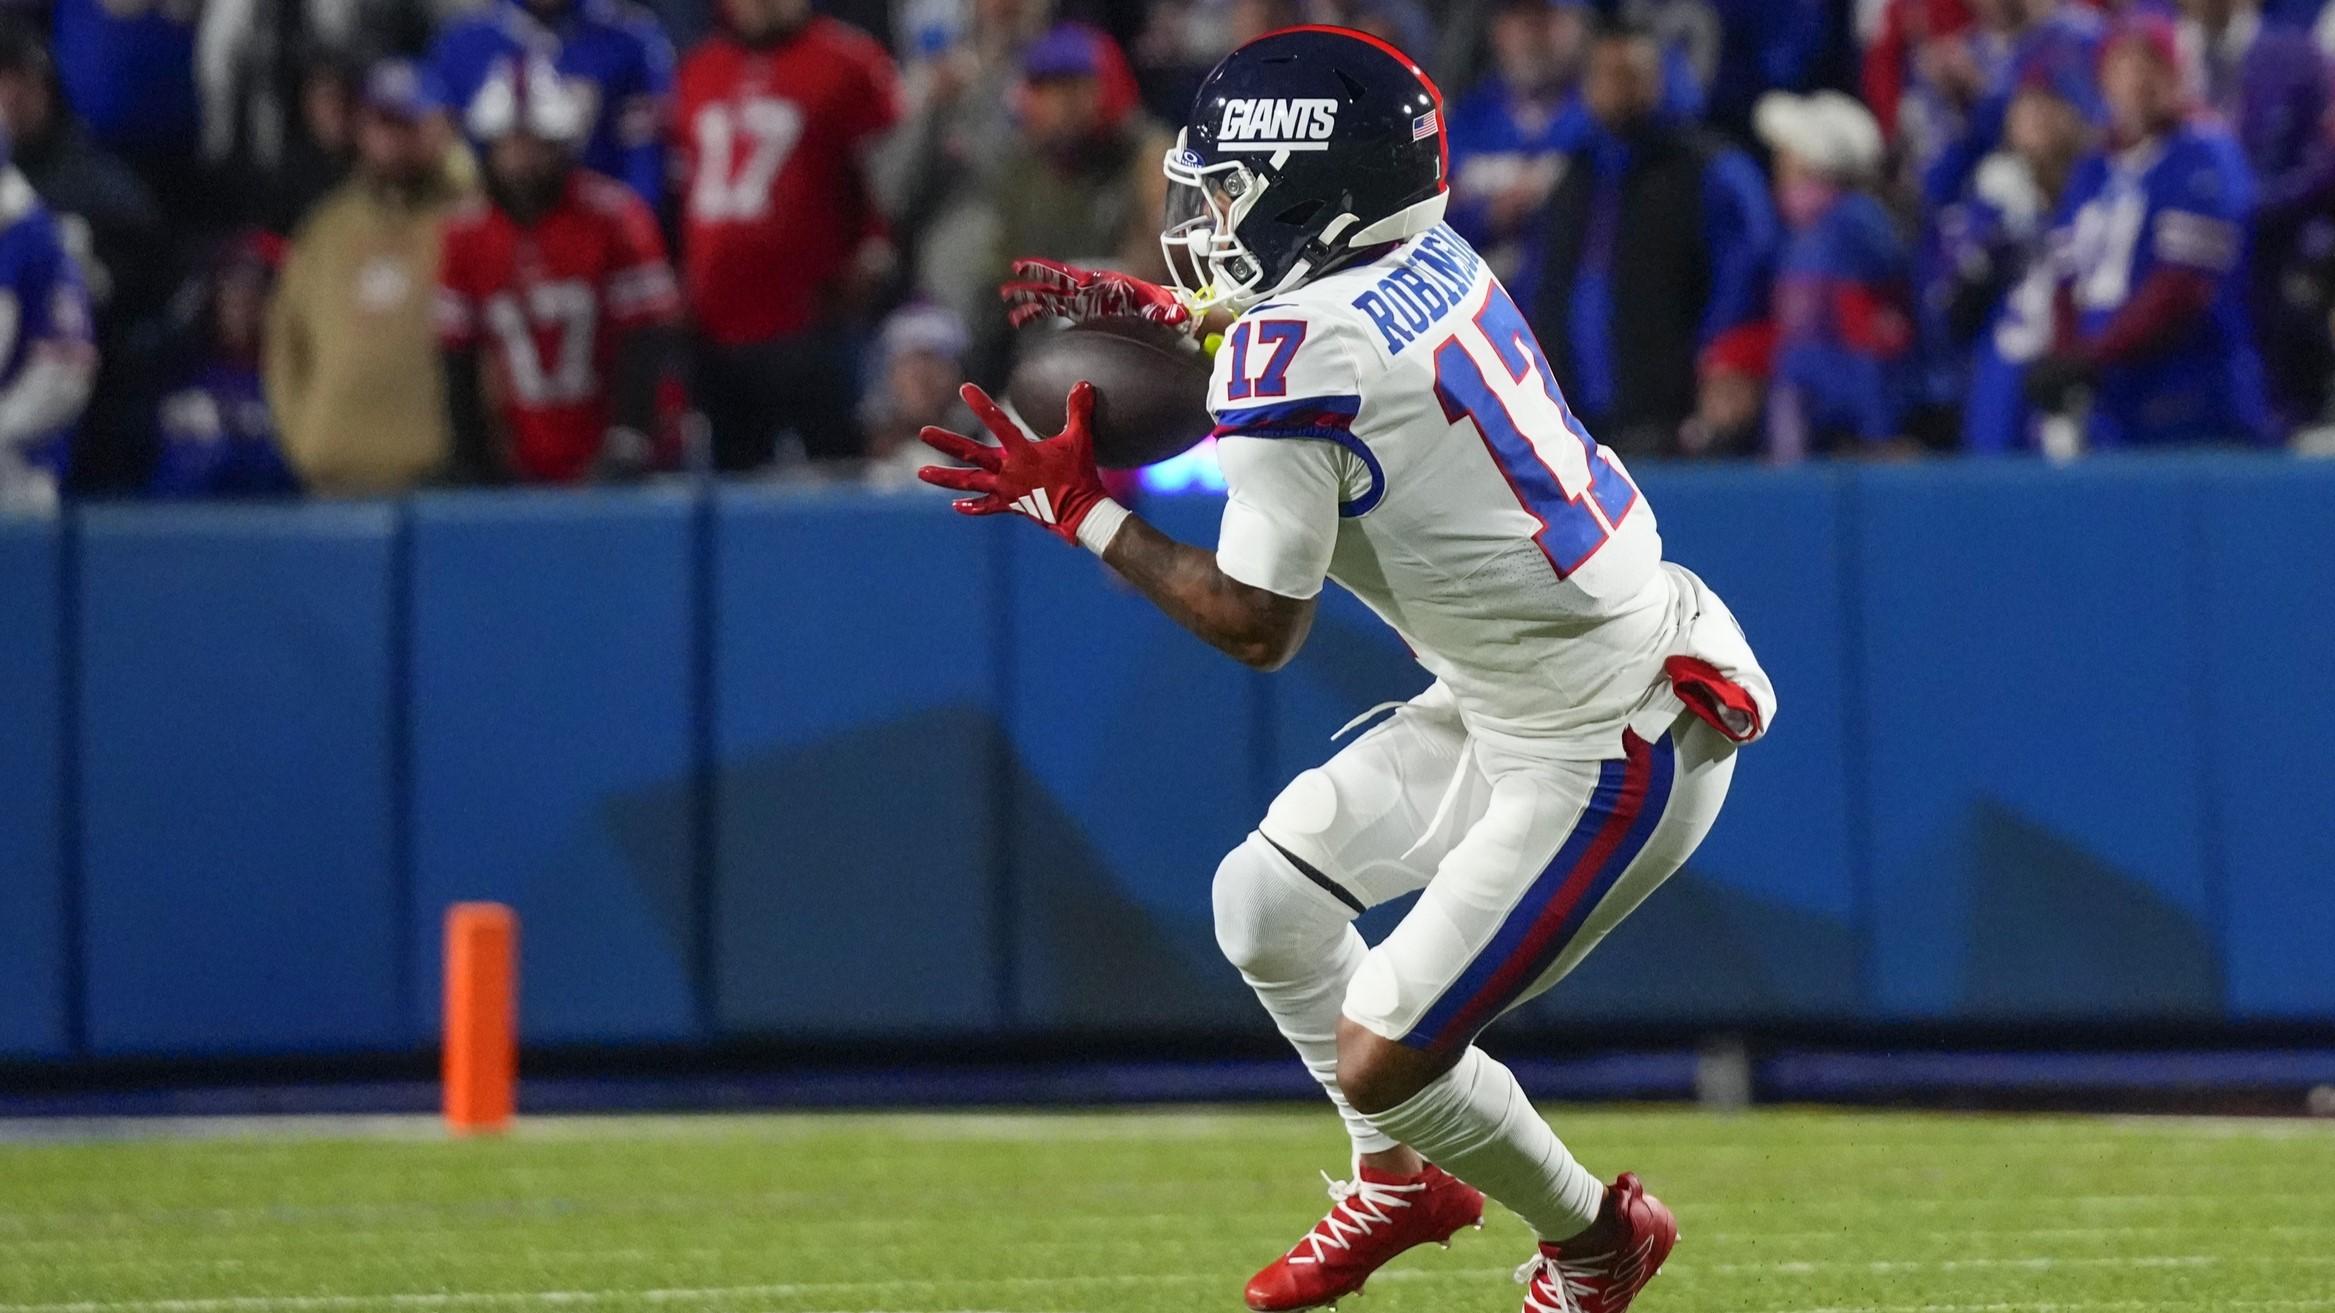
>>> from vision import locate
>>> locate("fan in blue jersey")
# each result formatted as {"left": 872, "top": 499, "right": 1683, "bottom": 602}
{"left": 0, "top": 141, "right": 98, "bottom": 512}
{"left": 148, "top": 233, "right": 296, "bottom": 498}
{"left": 1935, "top": 62, "right": 2100, "bottom": 454}
{"left": 2182, "top": 0, "right": 2335, "bottom": 429}
{"left": 1446, "top": 0, "right": 1594, "bottom": 303}
{"left": 2025, "top": 21, "right": 2276, "bottom": 449}
{"left": 1921, "top": 0, "right": 2106, "bottom": 211}
{"left": 429, "top": 0, "right": 676, "bottom": 207}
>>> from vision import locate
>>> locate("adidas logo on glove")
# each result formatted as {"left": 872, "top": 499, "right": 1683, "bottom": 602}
{"left": 1013, "top": 488, "right": 1060, "bottom": 525}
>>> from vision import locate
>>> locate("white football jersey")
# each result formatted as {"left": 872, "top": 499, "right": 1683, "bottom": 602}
{"left": 1209, "top": 224, "right": 1714, "bottom": 755}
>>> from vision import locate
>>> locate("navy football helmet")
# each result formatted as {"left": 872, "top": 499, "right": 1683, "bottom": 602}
{"left": 1162, "top": 26, "right": 1448, "bottom": 313}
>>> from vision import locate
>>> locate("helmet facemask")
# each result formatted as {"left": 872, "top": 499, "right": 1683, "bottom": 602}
{"left": 1161, "top": 132, "right": 1307, "bottom": 316}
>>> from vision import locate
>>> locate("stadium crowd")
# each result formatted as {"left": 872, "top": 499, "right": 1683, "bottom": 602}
{"left": 0, "top": 0, "right": 2329, "bottom": 508}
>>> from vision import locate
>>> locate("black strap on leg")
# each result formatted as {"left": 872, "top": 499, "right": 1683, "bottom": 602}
{"left": 1262, "top": 834, "right": 1366, "bottom": 915}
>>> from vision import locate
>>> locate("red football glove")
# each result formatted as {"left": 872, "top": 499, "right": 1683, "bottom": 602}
{"left": 1000, "top": 257, "right": 1194, "bottom": 333}
{"left": 918, "top": 382, "right": 1112, "bottom": 546}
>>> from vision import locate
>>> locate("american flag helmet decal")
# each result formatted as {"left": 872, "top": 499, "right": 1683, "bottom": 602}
{"left": 1412, "top": 109, "right": 1438, "bottom": 141}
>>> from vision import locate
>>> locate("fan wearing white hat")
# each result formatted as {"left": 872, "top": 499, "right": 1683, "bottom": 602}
{"left": 1757, "top": 90, "right": 1886, "bottom": 226}
{"left": 1755, "top": 89, "right": 1918, "bottom": 460}
{"left": 436, "top": 57, "right": 685, "bottom": 484}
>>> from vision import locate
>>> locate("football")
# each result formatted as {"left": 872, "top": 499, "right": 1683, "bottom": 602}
{"left": 1006, "top": 317, "right": 1216, "bottom": 469}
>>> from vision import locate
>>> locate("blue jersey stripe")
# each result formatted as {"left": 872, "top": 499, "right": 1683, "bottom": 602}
{"left": 1213, "top": 394, "right": 1364, "bottom": 428}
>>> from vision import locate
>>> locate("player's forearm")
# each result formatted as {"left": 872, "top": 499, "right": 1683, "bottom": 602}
{"left": 1099, "top": 513, "right": 1314, "bottom": 672}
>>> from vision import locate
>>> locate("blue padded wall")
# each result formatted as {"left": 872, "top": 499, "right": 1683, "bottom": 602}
{"left": 711, "top": 489, "right": 1007, "bottom": 1036}
{"left": 1855, "top": 463, "right": 2221, "bottom": 1020}
{"left": 0, "top": 516, "right": 67, "bottom": 1056}
{"left": 1530, "top": 465, "right": 1866, "bottom": 1024}
{"left": 1007, "top": 493, "right": 1270, "bottom": 1030}
{"left": 75, "top": 505, "right": 404, "bottom": 1055}
{"left": 408, "top": 490, "right": 702, "bottom": 1045}
{"left": 8, "top": 458, "right": 2334, "bottom": 1065}
{"left": 2197, "top": 460, "right": 2335, "bottom": 1017}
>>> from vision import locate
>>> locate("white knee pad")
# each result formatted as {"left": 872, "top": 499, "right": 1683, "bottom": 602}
{"left": 1211, "top": 833, "right": 1354, "bottom": 979}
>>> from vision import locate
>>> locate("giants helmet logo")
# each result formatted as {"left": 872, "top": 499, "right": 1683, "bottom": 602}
{"left": 1216, "top": 98, "right": 1339, "bottom": 151}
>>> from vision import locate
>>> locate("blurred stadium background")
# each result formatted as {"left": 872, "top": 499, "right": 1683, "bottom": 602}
{"left": 4, "top": 0, "right": 2335, "bottom": 1310}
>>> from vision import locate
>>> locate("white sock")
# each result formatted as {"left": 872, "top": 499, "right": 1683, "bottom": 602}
{"left": 1214, "top": 836, "right": 1398, "bottom": 1157}
{"left": 1363, "top": 1046, "right": 1605, "bottom": 1239}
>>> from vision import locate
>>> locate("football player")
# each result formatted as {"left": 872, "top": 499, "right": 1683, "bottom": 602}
{"left": 920, "top": 26, "right": 1775, "bottom": 1313}
{"left": 437, "top": 58, "right": 682, "bottom": 484}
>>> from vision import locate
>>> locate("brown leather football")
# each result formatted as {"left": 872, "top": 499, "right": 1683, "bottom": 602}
{"left": 1006, "top": 318, "right": 1216, "bottom": 469}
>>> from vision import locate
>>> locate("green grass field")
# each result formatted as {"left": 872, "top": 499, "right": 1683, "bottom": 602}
{"left": 2, "top": 1106, "right": 2332, "bottom": 1313}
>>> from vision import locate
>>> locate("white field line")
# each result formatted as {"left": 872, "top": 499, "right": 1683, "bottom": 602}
{"left": 6, "top": 1107, "right": 2331, "bottom": 1147}
{"left": 20, "top": 1229, "right": 2335, "bottom": 1278}
{"left": 9, "top": 1181, "right": 2331, "bottom": 1239}
{"left": 5, "top": 1202, "right": 2334, "bottom": 1259}
{"left": 1684, "top": 1188, "right": 2335, "bottom": 1216}
{"left": 6, "top": 1253, "right": 2333, "bottom": 1312}
{"left": 2104, "top": 1115, "right": 2335, "bottom": 1140}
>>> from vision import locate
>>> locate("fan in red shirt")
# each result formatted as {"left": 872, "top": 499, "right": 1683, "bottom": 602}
{"left": 437, "top": 55, "right": 683, "bottom": 484}
{"left": 675, "top": 0, "right": 901, "bottom": 468}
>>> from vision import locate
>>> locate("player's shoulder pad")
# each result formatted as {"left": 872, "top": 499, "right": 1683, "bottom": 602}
{"left": 1314, "top": 225, "right": 1489, "bottom": 364}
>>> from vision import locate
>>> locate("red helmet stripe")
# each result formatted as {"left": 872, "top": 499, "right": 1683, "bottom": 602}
{"left": 1265, "top": 24, "right": 1449, "bottom": 190}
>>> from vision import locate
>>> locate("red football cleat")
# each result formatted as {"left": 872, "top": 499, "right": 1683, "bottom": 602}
{"left": 1513, "top": 1173, "right": 1679, "bottom": 1313}
{"left": 1244, "top": 1163, "right": 1485, "bottom": 1311}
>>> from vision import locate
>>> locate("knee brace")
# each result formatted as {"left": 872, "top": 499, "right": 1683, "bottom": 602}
{"left": 1211, "top": 832, "right": 1355, "bottom": 979}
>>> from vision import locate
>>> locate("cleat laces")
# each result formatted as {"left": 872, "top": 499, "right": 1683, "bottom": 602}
{"left": 1286, "top": 1172, "right": 1426, "bottom": 1266}
{"left": 1513, "top": 1252, "right": 1600, "bottom": 1313}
